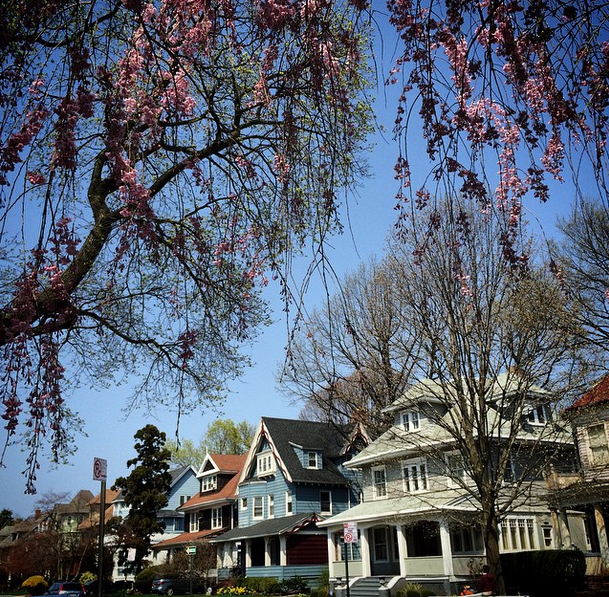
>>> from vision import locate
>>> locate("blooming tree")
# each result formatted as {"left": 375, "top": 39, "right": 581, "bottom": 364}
{"left": 388, "top": 0, "right": 609, "bottom": 260}
{"left": 0, "top": 0, "right": 372, "bottom": 490}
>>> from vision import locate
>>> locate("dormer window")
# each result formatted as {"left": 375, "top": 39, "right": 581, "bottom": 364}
{"left": 401, "top": 410, "right": 420, "bottom": 431}
{"left": 201, "top": 475, "right": 217, "bottom": 492}
{"left": 307, "top": 451, "right": 319, "bottom": 469}
{"left": 257, "top": 451, "right": 276, "bottom": 477}
{"left": 527, "top": 405, "right": 550, "bottom": 425}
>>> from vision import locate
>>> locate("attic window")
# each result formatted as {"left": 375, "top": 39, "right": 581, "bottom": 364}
{"left": 307, "top": 451, "right": 319, "bottom": 469}
{"left": 257, "top": 451, "right": 276, "bottom": 477}
{"left": 202, "top": 475, "right": 217, "bottom": 492}
{"left": 527, "top": 405, "right": 550, "bottom": 425}
{"left": 401, "top": 410, "right": 420, "bottom": 431}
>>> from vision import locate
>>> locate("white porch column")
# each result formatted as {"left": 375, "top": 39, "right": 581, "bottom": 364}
{"left": 326, "top": 531, "right": 337, "bottom": 578}
{"left": 439, "top": 520, "right": 455, "bottom": 580}
{"left": 264, "top": 537, "right": 271, "bottom": 566}
{"left": 360, "top": 527, "right": 372, "bottom": 577}
{"left": 395, "top": 524, "right": 408, "bottom": 577}
{"left": 594, "top": 504, "right": 609, "bottom": 566}
{"left": 245, "top": 540, "right": 252, "bottom": 569}
{"left": 557, "top": 508, "right": 572, "bottom": 548}
{"left": 280, "top": 536, "right": 287, "bottom": 566}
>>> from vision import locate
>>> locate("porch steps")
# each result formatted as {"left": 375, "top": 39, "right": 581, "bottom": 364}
{"left": 349, "top": 577, "right": 383, "bottom": 597}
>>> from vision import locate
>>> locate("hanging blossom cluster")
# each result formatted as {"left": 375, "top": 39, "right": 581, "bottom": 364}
{"left": 0, "top": 0, "right": 371, "bottom": 487}
{"left": 388, "top": 0, "right": 609, "bottom": 264}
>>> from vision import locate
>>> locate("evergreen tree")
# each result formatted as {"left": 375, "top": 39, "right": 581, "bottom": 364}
{"left": 113, "top": 425, "right": 172, "bottom": 573}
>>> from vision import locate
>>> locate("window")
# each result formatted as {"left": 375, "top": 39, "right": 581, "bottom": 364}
{"left": 403, "top": 459, "right": 428, "bottom": 492}
{"left": 401, "top": 410, "right": 420, "bottom": 431}
{"left": 542, "top": 526, "right": 553, "bottom": 548}
{"left": 66, "top": 516, "right": 73, "bottom": 526}
{"left": 500, "top": 518, "right": 536, "bottom": 551}
{"left": 268, "top": 494, "right": 274, "bottom": 518}
{"left": 446, "top": 452, "right": 466, "bottom": 487}
{"left": 334, "top": 533, "right": 361, "bottom": 561}
{"left": 527, "top": 405, "right": 550, "bottom": 425}
{"left": 588, "top": 423, "right": 609, "bottom": 466}
{"left": 320, "top": 490, "right": 332, "bottom": 514}
{"left": 308, "top": 451, "right": 318, "bottom": 469}
{"left": 450, "top": 525, "right": 483, "bottom": 553}
{"left": 373, "top": 527, "right": 389, "bottom": 561}
{"left": 77, "top": 515, "right": 84, "bottom": 524}
{"left": 253, "top": 496, "right": 264, "bottom": 519}
{"left": 372, "top": 466, "right": 387, "bottom": 499}
{"left": 241, "top": 497, "right": 248, "bottom": 510}
{"left": 286, "top": 491, "right": 293, "bottom": 514}
{"left": 202, "top": 475, "right": 217, "bottom": 492}
{"left": 257, "top": 451, "right": 276, "bottom": 477}
{"left": 211, "top": 507, "right": 222, "bottom": 529}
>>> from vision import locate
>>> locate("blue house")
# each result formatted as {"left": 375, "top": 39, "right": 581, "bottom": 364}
{"left": 151, "top": 465, "right": 199, "bottom": 564}
{"left": 213, "top": 417, "right": 368, "bottom": 582}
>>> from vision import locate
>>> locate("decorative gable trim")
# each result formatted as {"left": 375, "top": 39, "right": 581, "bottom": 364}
{"left": 240, "top": 419, "right": 292, "bottom": 484}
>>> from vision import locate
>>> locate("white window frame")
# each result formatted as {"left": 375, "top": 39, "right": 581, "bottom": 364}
{"left": 403, "top": 458, "right": 428, "bottom": 493}
{"left": 286, "top": 491, "right": 293, "bottom": 514}
{"left": 201, "top": 475, "right": 217, "bottom": 492}
{"left": 372, "top": 466, "right": 387, "bottom": 499}
{"left": 500, "top": 517, "right": 536, "bottom": 552}
{"left": 257, "top": 451, "right": 276, "bottom": 477}
{"left": 401, "top": 410, "right": 420, "bottom": 431}
{"left": 268, "top": 494, "right": 274, "bottom": 518}
{"left": 211, "top": 507, "right": 222, "bottom": 529}
{"left": 241, "top": 497, "right": 248, "bottom": 510}
{"left": 320, "top": 490, "right": 332, "bottom": 514}
{"left": 253, "top": 495, "right": 264, "bottom": 519}
{"left": 588, "top": 423, "right": 609, "bottom": 466}
{"left": 527, "top": 405, "right": 550, "bottom": 425}
{"left": 445, "top": 451, "right": 466, "bottom": 487}
{"left": 307, "top": 451, "right": 318, "bottom": 469}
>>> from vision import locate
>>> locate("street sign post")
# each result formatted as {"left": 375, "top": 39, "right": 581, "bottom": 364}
{"left": 93, "top": 458, "right": 108, "bottom": 597}
{"left": 342, "top": 522, "right": 358, "bottom": 597}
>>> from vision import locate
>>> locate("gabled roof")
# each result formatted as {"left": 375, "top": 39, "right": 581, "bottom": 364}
{"left": 79, "top": 489, "right": 120, "bottom": 529}
{"left": 53, "top": 489, "right": 95, "bottom": 516}
{"left": 349, "top": 377, "right": 569, "bottom": 467}
{"left": 211, "top": 512, "right": 321, "bottom": 542}
{"left": 240, "top": 417, "right": 360, "bottom": 486}
{"left": 182, "top": 455, "right": 246, "bottom": 511}
{"left": 170, "top": 465, "right": 197, "bottom": 486}
{"left": 152, "top": 528, "right": 220, "bottom": 549}
{"left": 197, "top": 453, "right": 246, "bottom": 478}
{"left": 568, "top": 374, "right": 609, "bottom": 410}
{"left": 385, "top": 373, "right": 550, "bottom": 414}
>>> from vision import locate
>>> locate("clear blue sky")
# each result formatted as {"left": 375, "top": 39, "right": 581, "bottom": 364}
{"left": 0, "top": 17, "right": 584, "bottom": 518}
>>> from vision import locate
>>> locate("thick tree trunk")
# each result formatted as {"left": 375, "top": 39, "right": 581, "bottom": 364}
{"left": 484, "top": 508, "right": 506, "bottom": 595}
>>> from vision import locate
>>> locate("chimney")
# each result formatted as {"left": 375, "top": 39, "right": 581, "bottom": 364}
{"left": 34, "top": 509, "right": 41, "bottom": 519}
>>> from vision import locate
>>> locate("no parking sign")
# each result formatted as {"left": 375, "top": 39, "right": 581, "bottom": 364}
{"left": 343, "top": 522, "right": 358, "bottom": 543}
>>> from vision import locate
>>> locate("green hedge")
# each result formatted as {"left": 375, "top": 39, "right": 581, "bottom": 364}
{"left": 501, "top": 549, "right": 586, "bottom": 597}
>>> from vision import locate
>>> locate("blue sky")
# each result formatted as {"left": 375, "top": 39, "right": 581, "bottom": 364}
{"left": 0, "top": 13, "right": 586, "bottom": 517}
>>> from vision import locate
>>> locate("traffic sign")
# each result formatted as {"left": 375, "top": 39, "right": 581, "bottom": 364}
{"left": 93, "top": 457, "right": 107, "bottom": 482}
{"left": 186, "top": 546, "right": 197, "bottom": 555}
{"left": 343, "top": 521, "right": 358, "bottom": 543}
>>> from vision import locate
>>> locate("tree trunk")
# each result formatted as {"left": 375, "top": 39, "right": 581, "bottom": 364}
{"left": 484, "top": 509, "right": 506, "bottom": 595}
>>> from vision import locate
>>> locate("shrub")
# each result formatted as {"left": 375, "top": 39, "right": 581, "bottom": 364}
{"left": 280, "top": 577, "right": 308, "bottom": 595}
{"left": 22, "top": 576, "right": 48, "bottom": 596}
{"left": 135, "top": 565, "right": 165, "bottom": 593}
{"left": 501, "top": 549, "right": 586, "bottom": 597}
{"left": 80, "top": 573, "right": 97, "bottom": 585}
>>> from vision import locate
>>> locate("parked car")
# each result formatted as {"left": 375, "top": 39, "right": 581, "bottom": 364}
{"left": 151, "top": 578, "right": 197, "bottom": 595}
{"left": 83, "top": 579, "right": 115, "bottom": 596}
{"left": 45, "top": 582, "right": 86, "bottom": 597}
